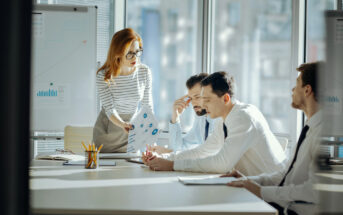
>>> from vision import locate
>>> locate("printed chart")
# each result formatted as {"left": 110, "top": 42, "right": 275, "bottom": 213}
{"left": 127, "top": 106, "right": 160, "bottom": 152}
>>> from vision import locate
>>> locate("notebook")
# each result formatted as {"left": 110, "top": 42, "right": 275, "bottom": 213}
{"left": 178, "top": 176, "right": 239, "bottom": 185}
{"left": 63, "top": 160, "right": 116, "bottom": 166}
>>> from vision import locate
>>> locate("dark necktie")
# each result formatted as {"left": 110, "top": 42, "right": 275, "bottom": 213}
{"left": 204, "top": 120, "right": 209, "bottom": 140}
{"left": 223, "top": 123, "right": 228, "bottom": 140}
{"left": 279, "top": 125, "right": 309, "bottom": 186}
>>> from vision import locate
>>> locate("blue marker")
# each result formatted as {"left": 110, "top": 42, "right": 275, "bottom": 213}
{"left": 149, "top": 123, "right": 153, "bottom": 128}
{"left": 143, "top": 113, "right": 147, "bottom": 118}
{"left": 140, "top": 124, "right": 144, "bottom": 128}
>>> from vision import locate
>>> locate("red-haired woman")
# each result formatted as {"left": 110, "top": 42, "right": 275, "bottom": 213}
{"left": 93, "top": 28, "right": 153, "bottom": 152}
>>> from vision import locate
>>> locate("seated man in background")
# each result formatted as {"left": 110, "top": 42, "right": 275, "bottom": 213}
{"left": 143, "top": 71, "right": 286, "bottom": 175}
{"left": 148, "top": 73, "right": 218, "bottom": 154}
{"left": 223, "top": 62, "right": 321, "bottom": 215}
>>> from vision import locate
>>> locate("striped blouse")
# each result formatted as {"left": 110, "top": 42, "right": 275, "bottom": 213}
{"left": 96, "top": 64, "right": 153, "bottom": 119}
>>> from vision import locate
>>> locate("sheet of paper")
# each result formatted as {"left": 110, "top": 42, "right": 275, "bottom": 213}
{"left": 36, "top": 153, "right": 85, "bottom": 161}
{"left": 127, "top": 106, "right": 160, "bottom": 152}
{"left": 178, "top": 176, "right": 239, "bottom": 185}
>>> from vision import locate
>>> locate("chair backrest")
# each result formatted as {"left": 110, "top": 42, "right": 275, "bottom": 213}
{"left": 275, "top": 135, "right": 289, "bottom": 151}
{"left": 64, "top": 126, "right": 93, "bottom": 154}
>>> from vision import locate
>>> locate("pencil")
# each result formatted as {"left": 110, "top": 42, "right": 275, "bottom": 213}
{"left": 81, "top": 141, "right": 87, "bottom": 151}
{"left": 97, "top": 144, "right": 103, "bottom": 152}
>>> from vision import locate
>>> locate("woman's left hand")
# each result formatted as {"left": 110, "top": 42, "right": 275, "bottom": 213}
{"left": 122, "top": 122, "right": 133, "bottom": 133}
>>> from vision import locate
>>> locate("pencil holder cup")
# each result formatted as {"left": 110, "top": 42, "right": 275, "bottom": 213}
{"left": 85, "top": 150, "right": 99, "bottom": 169}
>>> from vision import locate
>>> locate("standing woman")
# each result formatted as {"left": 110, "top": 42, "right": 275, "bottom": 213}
{"left": 93, "top": 28, "right": 153, "bottom": 152}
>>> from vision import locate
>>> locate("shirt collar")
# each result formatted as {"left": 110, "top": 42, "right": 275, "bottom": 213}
{"left": 305, "top": 109, "right": 322, "bottom": 128}
{"left": 224, "top": 100, "right": 240, "bottom": 124}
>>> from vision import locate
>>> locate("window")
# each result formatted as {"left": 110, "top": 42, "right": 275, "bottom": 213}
{"left": 211, "top": 0, "right": 293, "bottom": 136}
{"left": 306, "top": 0, "right": 336, "bottom": 61}
{"left": 126, "top": 0, "right": 203, "bottom": 131}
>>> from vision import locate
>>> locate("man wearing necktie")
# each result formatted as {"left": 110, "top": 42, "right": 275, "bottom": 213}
{"left": 224, "top": 62, "right": 322, "bottom": 215}
{"left": 143, "top": 71, "right": 286, "bottom": 177}
{"left": 147, "top": 73, "right": 218, "bottom": 154}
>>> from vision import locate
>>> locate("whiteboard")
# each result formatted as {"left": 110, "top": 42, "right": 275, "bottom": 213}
{"left": 31, "top": 5, "right": 97, "bottom": 132}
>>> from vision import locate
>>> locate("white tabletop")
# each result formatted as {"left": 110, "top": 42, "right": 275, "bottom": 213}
{"left": 30, "top": 159, "right": 277, "bottom": 215}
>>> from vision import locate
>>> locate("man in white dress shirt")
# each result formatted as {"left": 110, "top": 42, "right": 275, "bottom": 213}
{"left": 149, "top": 73, "right": 217, "bottom": 154}
{"left": 224, "top": 62, "right": 321, "bottom": 215}
{"left": 143, "top": 71, "right": 285, "bottom": 175}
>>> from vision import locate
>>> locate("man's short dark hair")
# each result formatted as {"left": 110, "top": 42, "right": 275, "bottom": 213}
{"left": 296, "top": 62, "right": 321, "bottom": 101}
{"left": 200, "top": 71, "right": 236, "bottom": 98}
{"left": 186, "top": 73, "right": 208, "bottom": 89}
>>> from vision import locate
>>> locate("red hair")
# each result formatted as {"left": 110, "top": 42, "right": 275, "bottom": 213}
{"left": 97, "top": 28, "right": 143, "bottom": 82}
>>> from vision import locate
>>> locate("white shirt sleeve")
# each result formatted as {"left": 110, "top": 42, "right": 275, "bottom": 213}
{"left": 141, "top": 67, "right": 153, "bottom": 112}
{"left": 165, "top": 120, "right": 222, "bottom": 161}
{"left": 169, "top": 116, "right": 204, "bottom": 151}
{"left": 173, "top": 115, "right": 256, "bottom": 173}
{"left": 260, "top": 165, "right": 318, "bottom": 204}
{"left": 248, "top": 170, "right": 285, "bottom": 186}
{"left": 260, "top": 132, "right": 320, "bottom": 205}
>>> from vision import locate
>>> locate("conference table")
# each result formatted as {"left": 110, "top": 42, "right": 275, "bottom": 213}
{"left": 30, "top": 159, "right": 277, "bottom": 215}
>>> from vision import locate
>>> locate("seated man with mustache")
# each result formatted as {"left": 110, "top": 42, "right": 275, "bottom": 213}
{"left": 148, "top": 73, "right": 219, "bottom": 154}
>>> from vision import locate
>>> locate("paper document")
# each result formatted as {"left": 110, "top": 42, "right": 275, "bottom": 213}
{"left": 127, "top": 106, "right": 160, "bottom": 152}
{"left": 36, "top": 153, "right": 85, "bottom": 161}
{"left": 178, "top": 176, "right": 239, "bottom": 185}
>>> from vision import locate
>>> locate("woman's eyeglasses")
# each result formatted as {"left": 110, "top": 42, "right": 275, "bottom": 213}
{"left": 126, "top": 49, "right": 143, "bottom": 60}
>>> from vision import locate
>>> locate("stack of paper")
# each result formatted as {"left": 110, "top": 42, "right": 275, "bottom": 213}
{"left": 178, "top": 176, "right": 239, "bottom": 185}
{"left": 36, "top": 153, "right": 85, "bottom": 161}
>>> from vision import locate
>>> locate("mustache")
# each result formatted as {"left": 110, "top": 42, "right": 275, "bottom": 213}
{"left": 193, "top": 106, "right": 202, "bottom": 109}
{"left": 196, "top": 109, "right": 207, "bottom": 116}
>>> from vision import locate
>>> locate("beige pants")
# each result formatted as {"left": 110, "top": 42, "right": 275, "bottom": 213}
{"left": 93, "top": 109, "right": 133, "bottom": 153}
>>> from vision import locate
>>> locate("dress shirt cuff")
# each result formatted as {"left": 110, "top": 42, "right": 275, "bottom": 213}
{"left": 261, "top": 186, "right": 278, "bottom": 203}
{"left": 169, "top": 120, "right": 181, "bottom": 127}
{"left": 162, "top": 152, "right": 175, "bottom": 161}
{"left": 247, "top": 176, "right": 263, "bottom": 184}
